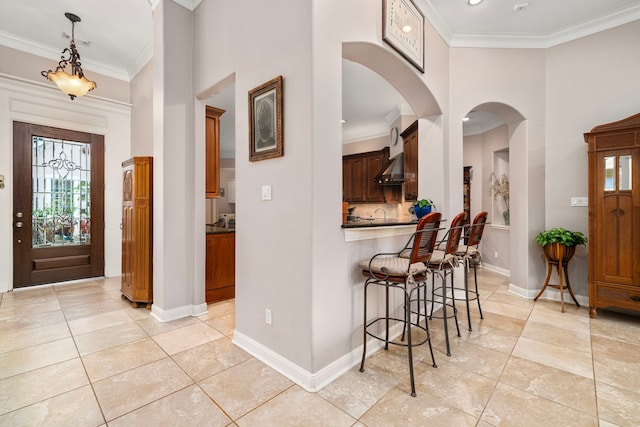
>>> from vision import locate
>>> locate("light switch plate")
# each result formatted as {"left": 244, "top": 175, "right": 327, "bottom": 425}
{"left": 261, "top": 185, "right": 272, "bottom": 201}
{"left": 571, "top": 197, "right": 588, "bottom": 207}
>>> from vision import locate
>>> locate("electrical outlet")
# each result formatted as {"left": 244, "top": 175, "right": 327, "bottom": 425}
{"left": 494, "top": 251, "right": 498, "bottom": 258}
{"left": 265, "top": 308, "right": 272, "bottom": 325}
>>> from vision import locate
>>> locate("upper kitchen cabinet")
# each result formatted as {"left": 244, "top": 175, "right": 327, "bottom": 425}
{"left": 206, "top": 106, "right": 225, "bottom": 198}
{"left": 402, "top": 121, "right": 418, "bottom": 201}
{"left": 343, "top": 148, "right": 401, "bottom": 203}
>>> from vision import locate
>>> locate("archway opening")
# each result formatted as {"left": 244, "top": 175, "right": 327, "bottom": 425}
{"left": 462, "top": 102, "right": 525, "bottom": 279}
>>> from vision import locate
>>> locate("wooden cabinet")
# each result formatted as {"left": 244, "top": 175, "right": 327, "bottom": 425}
{"left": 366, "top": 153, "right": 385, "bottom": 202}
{"left": 342, "top": 148, "right": 401, "bottom": 203}
{"left": 584, "top": 113, "right": 640, "bottom": 318}
{"left": 206, "top": 232, "right": 235, "bottom": 304}
{"left": 121, "top": 157, "right": 153, "bottom": 309}
{"left": 402, "top": 121, "right": 418, "bottom": 201}
{"left": 206, "top": 106, "right": 225, "bottom": 198}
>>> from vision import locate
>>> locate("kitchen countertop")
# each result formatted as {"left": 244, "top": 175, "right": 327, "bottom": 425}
{"left": 341, "top": 218, "right": 417, "bottom": 228}
{"left": 206, "top": 225, "right": 236, "bottom": 234}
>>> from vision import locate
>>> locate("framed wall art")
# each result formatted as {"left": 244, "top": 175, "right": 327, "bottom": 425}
{"left": 382, "top": 0, "right": 425, "bottom": 73}
{"left": 248, "top": 75, "right": 284, "bottom": 162}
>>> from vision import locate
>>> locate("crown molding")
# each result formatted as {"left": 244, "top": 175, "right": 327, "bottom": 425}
{"left": 342, "top": 124, "right": 390, "bottom": 144}
{"left": 0, "top": 30, "right": 130, "bottom": 81}
{"left": 419, "top": 0, "right": 640, "bottom": 49}
{"left": 414, "top": 0, "right": 452, "bottom": 43}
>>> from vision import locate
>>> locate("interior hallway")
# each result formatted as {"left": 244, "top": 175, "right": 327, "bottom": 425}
{"left": 0, "top": 269, "right": 639, "bottom": 426}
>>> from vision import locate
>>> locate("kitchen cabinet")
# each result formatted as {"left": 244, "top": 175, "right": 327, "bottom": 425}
{"left": 121, "top": 156, "right": 153, "bottom": 309}
{"left": 584, "top": 113, "right": 640, "bottom": 318}
{"left": 366, "top": 153, "right": 385, "bottom": 202}
{"left": 206, "top": 106, "right": 225, "bottom": 198}
{"left": 206, "top": 231, "right": 235, "bottom": 304}
{"left": 402, "top": 121, "right": 418, "bottom": 201}
{"left": 343, "top": 148, "right": 401, "bottom": 203}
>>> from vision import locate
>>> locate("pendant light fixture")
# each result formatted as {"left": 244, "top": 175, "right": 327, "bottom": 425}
{"left": 41, "top": 13, "right": 97, "bottom": 100}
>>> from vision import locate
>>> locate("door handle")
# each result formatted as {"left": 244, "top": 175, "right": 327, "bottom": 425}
{"left": 15, "top": 221, "right": 23, "bottom": 228}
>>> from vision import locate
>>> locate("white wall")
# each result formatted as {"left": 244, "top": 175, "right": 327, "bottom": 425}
{"left": 194, "top": 0, "right": 316, "bottom": 373}
{"left": 130, "top": 60, "right": 154, "bottom": 156}
{"left": 0, "top": 75, "right": 131, "bottom": 292}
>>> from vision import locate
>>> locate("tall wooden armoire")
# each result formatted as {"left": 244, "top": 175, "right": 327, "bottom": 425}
{"left": 121, "top": 157, "right": 153, "bottom": 309}
{"left": 584, "top": 113, "right": 640, "bottom": 318}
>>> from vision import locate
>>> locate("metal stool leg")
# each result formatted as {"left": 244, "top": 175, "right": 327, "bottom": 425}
{"left": 449, "top": 270, "right": 461, "bottom": 338}
{"left": 473, "top": 261, "right": 484, "bottom": 319}
{"left": 405, "top": 290, "right": 416, "bottom": 397}
{"left": 464, "top": 260, "right": 472, "bottom": 331}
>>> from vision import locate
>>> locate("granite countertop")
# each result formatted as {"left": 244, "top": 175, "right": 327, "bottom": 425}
{"left": 341, "top": 218, "right": 417, "bottom": 228}
{"left": 206, "top": 225, "right": 236, "bottom": 234}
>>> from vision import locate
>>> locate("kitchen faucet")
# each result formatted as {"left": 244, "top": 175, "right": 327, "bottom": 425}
{"left": 375, "top": 208, "right": 387, "bottom": 221}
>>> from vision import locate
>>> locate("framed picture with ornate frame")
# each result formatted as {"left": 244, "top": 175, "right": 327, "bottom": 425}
{"left": 382, "top": 0, "right": 425, "bottom": 73}
{"left": 248, "top": 75, "right": 284, "bottom": 162}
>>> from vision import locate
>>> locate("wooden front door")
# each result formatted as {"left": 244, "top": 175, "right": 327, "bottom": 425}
{"left": 12, "top": 122, "right": 105, "bottom": 288}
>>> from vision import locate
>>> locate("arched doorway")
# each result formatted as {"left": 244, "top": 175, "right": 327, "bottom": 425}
{"left": 461, "top": 102, "right": 544, "bottom": 297}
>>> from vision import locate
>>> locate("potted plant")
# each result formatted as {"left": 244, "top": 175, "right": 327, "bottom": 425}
{"left": 409, "top": 198, "right": 435, "bottom": 219}
{"left": 535, "top": 227, "right": 587, "bottom": 263}
{"left": 489, "top": 172, "right": 510, "bottom": 225}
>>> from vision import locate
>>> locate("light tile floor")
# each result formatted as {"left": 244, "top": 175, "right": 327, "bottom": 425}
{"left": 1, "top": 270, "right": 639, "bottom": 426}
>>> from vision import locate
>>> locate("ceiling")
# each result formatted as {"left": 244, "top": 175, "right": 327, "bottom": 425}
{"left": 1, "top": 0, "right": 638, "bottom": 141}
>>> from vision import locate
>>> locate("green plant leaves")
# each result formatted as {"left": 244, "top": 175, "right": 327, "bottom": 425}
{"left": 535, "top": 228, "right": 587, "bottom": 246}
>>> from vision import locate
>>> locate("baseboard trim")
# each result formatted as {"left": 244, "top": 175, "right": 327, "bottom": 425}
{"left": 151, "top": 302, "right": 208, "bottom": 322}
{"left": 481, "top": 263, "right": 510, "bottom": 276}
{"left": 508, "top": 283, "right": 588, "bottom": 306}
{"left": 233, "top": 323, "right": 407, "bottom": 393}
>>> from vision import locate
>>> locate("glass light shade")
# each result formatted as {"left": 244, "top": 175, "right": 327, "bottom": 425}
{"left": 46, "top": 69, "right": 96, "bottom": 98}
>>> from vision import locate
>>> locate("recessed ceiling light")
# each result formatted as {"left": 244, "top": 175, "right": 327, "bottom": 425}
{"left": 468, "top": 0, "right": 483, "bottom": 5}
{"left": 341, "top": 119, "right": 347, "bottom": 124}
{"left": 402, "top": 25, "right": 412, "bottom": 33}
{"left": 463, "top": 117, "right": 470, "bottom": 122}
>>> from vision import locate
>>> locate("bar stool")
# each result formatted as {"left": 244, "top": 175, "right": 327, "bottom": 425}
{"left": 428, "top": 212, "right": 466, "bottom": 356}
{"left": 452, "top": 211, "right": 488, "bottom": 331}
{"left": 359, "top": 212, "right": 441, "bottom": 397}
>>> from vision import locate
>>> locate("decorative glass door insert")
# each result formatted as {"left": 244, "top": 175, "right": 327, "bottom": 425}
{"left": 32, "top": 136, "right": 92, "bottom": 247}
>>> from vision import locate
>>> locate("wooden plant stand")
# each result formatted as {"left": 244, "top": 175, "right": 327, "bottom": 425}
{"left": 534, "top": 243, "right": 580, "bottom": 312}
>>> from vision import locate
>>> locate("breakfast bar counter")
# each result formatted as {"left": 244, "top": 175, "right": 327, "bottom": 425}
{"left": 341, "top": 218, "right": 417, "bottom": 242}
{"left": 341, "top": 218, "right": 417, "bottom": 228}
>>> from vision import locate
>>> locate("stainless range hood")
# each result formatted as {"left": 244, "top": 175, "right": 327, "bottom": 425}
{"left": 374, "top": 153, "right": 404, "bottom": 185}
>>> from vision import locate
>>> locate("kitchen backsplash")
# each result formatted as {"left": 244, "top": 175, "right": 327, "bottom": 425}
{"left": 347, "top": 202, "right": 415, "bottom": 221}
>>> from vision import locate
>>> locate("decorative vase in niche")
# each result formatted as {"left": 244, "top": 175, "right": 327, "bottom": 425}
{"left": 414, "top": 205, "right": 432, "bottom": 219}
{"left": 503, "top": 210, "right": 510, "bottom": 226}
